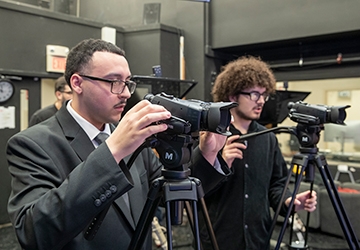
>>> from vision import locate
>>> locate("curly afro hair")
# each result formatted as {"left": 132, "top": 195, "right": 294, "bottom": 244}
{"left": 211, "top": 55, "right": 276, "bottom": 102}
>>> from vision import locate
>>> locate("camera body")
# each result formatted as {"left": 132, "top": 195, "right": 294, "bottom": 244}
{"left": 288, "top": 101, "right": 350, "bottom": 125}
{"left": 145, "top": 92, "right": 238, "bottom": 136}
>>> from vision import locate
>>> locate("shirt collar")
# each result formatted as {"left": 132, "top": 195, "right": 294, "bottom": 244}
{"left": 66, "top": 100, "right": 111, "bottom": 141}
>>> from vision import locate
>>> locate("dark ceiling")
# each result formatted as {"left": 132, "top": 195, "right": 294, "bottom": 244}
{"left": 213, "top": 30, "right": 360, "bottom": 64}
{"left": 211, "top": 30, "right": 360, "bottom": 81}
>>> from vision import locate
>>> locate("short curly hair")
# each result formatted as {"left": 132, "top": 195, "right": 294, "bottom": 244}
{"left": 211, "top": 56, "right": 276, "bottom": 102}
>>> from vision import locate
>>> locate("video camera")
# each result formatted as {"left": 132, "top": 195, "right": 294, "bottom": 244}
{"left": 288, "top": 101, "right": 350, "bottom": 125}
{"left": 144, "top": 93, "right": 237, "bottom": 169}
{"left": 145, "top": 92, "right": 238, "bottom": 136}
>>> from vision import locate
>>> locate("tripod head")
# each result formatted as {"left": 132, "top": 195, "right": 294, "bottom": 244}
{"left": 145, "top": 132, "right": 194, "bottom": 179}
{"left": 294, "top": 124, "right": 321, "bottom": 150}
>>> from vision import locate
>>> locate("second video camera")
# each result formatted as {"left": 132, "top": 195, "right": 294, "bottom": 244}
{"left": 288, "top": 101, "right": 350, "bottom": 125}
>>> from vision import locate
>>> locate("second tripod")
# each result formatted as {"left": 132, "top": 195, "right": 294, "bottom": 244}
{"left": 272, "top": 124, "right": 360, "bottom": 250}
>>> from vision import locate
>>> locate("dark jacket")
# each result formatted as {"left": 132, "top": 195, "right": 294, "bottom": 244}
{"left": 7, "top": 104, "right": 228, "bottom": 250}
{"left": 29, "top": 103, "right": 58, "bottom": 126}
{"left": 199, "top": 121, "right": 291, "bottom": 250}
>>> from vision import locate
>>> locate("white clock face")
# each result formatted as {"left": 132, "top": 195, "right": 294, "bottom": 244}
{"left": 0, "top": 80, "right": 14, "bottom": 103}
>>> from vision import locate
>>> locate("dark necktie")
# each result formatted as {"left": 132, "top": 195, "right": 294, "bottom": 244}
{"left": 94, "top": 132, "right": 109, "bottom": 145}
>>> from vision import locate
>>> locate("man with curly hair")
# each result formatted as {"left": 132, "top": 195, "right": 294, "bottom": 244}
{"left": 199, "top": 56, "right": 317, "bottom": 250}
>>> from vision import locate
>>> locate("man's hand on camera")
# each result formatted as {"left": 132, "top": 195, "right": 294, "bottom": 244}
{"left": 107, "top": 100, "right": 171, "bottom": 163}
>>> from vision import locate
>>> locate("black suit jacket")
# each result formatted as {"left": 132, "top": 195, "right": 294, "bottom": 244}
{"left": 7, "top": 105, "right": 228, "bottom": 250}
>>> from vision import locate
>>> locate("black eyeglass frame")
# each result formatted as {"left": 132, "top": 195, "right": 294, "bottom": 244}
{"left": 237, "top": 91, "right": 270, "bottom": 102}
{"left": 60, "top": 90, "right": 73, "bottom": 95}
{"left": 79, "top": 74, "right": 137, "bottom": 94}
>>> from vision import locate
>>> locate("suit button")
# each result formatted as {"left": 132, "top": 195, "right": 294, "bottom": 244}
{"left": 94, "top": 199, "right": 102, "bottom": 207}
{"left": 110, "top": 185, "right": 117, "bottom": 193}
{"left": 100, "top": 194, "right": 106, "bottom": 202}
{"left": 105, "top": 190, "right": 112, "bottom": 198}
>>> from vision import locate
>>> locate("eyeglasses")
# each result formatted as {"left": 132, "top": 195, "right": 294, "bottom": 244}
{"left": 79, "top": 74, "right": 137, "bottom": 94}
{"left": 238, "top": 91, "right": 269, "bottom": 102}
{"left": 61, "top": 91, "right": 73, "bottom": 95}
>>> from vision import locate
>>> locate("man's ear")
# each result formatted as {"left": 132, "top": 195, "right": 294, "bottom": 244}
{"left": 70, "top": 74, "right": 83, "bottom": 94}
{"left": 229, "top": 95, "right": 237, "bottom": 102}
{"left": 55, "top": 90, "right": 63, "bottom": 100}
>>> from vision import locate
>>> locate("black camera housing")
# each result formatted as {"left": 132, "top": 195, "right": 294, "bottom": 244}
{"left": 288, "top": 101, "right": 350, "bottom": 125}
{"left": 145, "top": 92, "right": 238, "bottom": 136}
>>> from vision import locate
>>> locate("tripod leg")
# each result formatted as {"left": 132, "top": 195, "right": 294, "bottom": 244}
{"left": 289, "top": 206, "right": 295, "bottom": 245}
{"left": 303, "top": 181, "right": 314, "bottom": 247}
{"left": 185, "top": 197, "right": 219, "bottom": 250}
{"left": 315, "top": 156, "right": 360, "bottom": 250}
{"left": 289, "top": 164, "right": 302, "bottom": 246}
{"left": 267, "top": 158, "right": 294, "bottom": 246}
{"left": 275, "top": 163, "right": 307, "bottom": 250}
{"left": 165, "top": 199, "right": 202, "bottom": 250}
{"left": 184, "top": 201, "right": 198, "bottom": 247}
{"left": 128, "top": 178, "right": 163, "bottom": 250}
{"left": 165, "top": 201, "right": 174, "bottom": 250}
{"left": 191, "top": 200, "right": 201, "bottom": 250}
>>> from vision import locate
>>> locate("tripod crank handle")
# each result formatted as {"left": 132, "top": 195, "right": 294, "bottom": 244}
{"left": 84, "top": 204, "right": 111, "bottom": 240}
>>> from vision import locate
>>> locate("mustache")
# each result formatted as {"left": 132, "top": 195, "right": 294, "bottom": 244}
{"left": 114, "top": 100, "right": 127, "bottom": 107}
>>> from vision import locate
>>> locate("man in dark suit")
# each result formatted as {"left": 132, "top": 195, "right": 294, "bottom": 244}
{"left": 6, "top": 38, "right": 230, "bottom": 250}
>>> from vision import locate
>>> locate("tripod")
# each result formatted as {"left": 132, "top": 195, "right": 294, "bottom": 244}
{"left": 272, "top": 124, "right": 360, "bottom": 250}
{"left": 83, "top": 130, "right": 219, "bottom": 249}
{"left": 128, "top": 133, "right": 219, "bottom": 250}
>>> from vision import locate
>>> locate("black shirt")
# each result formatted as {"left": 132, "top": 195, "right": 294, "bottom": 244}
{"left": 199, "top": 121, "right": 291, "bottom": 250}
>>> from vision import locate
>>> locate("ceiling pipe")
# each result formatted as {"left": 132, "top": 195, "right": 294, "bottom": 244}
{"left": 269, "top": 56, "right": 360, "bottom": 69}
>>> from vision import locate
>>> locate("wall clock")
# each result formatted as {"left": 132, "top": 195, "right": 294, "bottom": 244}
{"left": 0, "top": 78, "right": 15, "bottom": 103}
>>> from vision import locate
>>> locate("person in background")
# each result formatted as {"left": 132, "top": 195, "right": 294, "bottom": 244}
{"left": 198, "top": 55, "right": 317, "bottom": 250}
{"left": 6, "top": 38, "right": 230, "bottom": 250}
{"left": 28, "top": 76, "right": 73, "bottom": 126}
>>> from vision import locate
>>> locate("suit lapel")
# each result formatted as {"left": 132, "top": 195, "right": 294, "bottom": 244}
{"left": 56, "top": 106, "right": 138, "bottom": 228}
{"left": 56, "top": 105, "right": 94, "bottom": 162}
